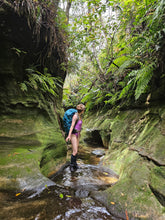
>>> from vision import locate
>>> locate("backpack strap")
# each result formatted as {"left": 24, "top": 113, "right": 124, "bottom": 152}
{"left": 74, "top": 112, "right": 79, "bottom": 127}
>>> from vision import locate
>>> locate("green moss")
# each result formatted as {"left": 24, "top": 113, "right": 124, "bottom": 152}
{"left": 96, "top": 159, "right": 163, "bottom": 219}
{"left": 136, "top": 117, "right": 160, "bottom": 145}
{"left": 0, "top": 142, "right": 44, "bottom": 190}
{"left": 84, "top": 106, "right": 165, "bottom": 218}
{"left": 150, "top": 166, "right": 165, "bottom": 206}
{"left": 0, "top": 108, "right": 67, "bottom": 190}
{"left": 41, "top": 157, "right": 66, "bottom": 177}
{"left": 99, "top": 119, "right": 112, "bottom": 130}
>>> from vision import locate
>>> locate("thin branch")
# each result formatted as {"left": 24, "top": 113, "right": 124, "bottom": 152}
{"left": 66, "top": 0, "right": 72, "bottom": 24}
{"left": 112, "top": 62, "right": 119, "bottom": 68}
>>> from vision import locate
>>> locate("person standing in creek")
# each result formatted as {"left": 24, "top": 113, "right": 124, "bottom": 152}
{"left": 65, "top": 104, "right": 86, "bottom": 172}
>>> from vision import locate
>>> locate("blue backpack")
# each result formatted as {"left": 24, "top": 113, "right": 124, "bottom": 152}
{"left": 63, "top": 108, "right": 77, "bottom": 134}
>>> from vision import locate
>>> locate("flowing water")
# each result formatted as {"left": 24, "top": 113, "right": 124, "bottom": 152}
{"left": 0, "top": 143, "right": 120, "bottom": 220}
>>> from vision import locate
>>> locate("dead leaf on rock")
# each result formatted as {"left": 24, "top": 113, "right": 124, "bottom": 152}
{"left": 15, "top": 193, "right": 21, "bottom": 196}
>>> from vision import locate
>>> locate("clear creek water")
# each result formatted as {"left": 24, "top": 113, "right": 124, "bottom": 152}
{"left": 0, "top": 144, "right": 121, "bottom": 220}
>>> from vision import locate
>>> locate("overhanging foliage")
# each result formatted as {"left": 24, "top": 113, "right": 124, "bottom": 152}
{"left": 0, "top": 0, "right": 67, "bottom": 62}
{"left": 62, "top": 0, "right": 165, "bottom": 111}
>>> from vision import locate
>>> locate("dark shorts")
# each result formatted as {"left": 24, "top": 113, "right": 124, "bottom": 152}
{"left": 72, "top": 129, "right": 80, "bottom": 137}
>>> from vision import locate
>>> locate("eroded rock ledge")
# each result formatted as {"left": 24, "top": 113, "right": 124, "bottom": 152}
{"left": 129, "top": 146, "right": 165, "bottom": 166}
{"left": 82, "top": 106, "right": 165, "bottom": 219}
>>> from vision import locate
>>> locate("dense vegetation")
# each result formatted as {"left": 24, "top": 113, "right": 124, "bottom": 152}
{"left": 1, "top": 0, "right": 67, "bottom": 107}
{"left": 2, "top": 0, "right": 164, "bottom": 112}
{"left": 62, "top": 0, "right": 165, "bottom": 112}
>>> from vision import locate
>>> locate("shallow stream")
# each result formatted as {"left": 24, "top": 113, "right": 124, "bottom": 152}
{"left": 0, "top": 144, "right": 120, "bottom": 220}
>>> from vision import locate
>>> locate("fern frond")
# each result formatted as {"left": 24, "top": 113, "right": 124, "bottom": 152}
{"left": 151, "top": 0, "right": 165, "bottom": 24}
{"left": 119, "top": 80, "right": 134, "bottom": 99}
{"left": 20, "top": 83, "right": 28, "bottom": 92}
{"left": 20, "top": 68, "right": 61, "bottom": 99}
{"left": 119, "top": 62, "right": 155, "bottom": 101}
{"left": 135, "top": 63, "right": 155, "bottom": 100}
{"left": 118, "top": 58, "right": 142, "bottom": 73}
{"left": 105, "top": 91, "right": 120, "bottom": 105}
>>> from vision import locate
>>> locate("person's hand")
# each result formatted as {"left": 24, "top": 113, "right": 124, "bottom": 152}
{"left": 66, "top": 135, "right": 71, "bottom": 142}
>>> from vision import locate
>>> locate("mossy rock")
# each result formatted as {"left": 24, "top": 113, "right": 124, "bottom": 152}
{"left": 83, "top": 106, "right": 165, "bottom": 219}
{"left": 150, "top": 166, "right": 165, "bottom": 207}
{"left": 92, "top": 152, "right": 164, "bottom": 219}
{"left": 0, "top": 110, "right": 67, "bottom": 191}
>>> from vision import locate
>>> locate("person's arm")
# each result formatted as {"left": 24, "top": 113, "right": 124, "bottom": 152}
{"left": 66, "top": 113, "right": 78, "bottom": 142}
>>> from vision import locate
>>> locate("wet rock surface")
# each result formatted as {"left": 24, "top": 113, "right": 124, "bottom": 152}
{"left": 91, "top": 149, "right": 106, "bottom": 157}
{"left": 0, "top": 142, "right": 120, "bottom": 220}
{"left": 51, "top": 163, "right": 118, "bottom": 195}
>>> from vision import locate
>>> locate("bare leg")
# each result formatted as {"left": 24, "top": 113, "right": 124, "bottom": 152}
{"left": 70, "top": 134, "right": 79, "bottom": 171}
{"left": 71, "top": 134, "right": 78, "bottom": 156}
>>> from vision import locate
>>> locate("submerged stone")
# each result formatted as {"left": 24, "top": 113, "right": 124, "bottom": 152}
{"left": 91, "top": 149, "right": 105, "bottom": 157}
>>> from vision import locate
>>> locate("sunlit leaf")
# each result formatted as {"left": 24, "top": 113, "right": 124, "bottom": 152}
{"left": 66, "top": 195, "right": 72, "bottom": 198}
{"left": 103, "top": 172, "right": 109, "bottom": 175}
{"left": 59, "top": 193, "right": 64, "bottom": 199}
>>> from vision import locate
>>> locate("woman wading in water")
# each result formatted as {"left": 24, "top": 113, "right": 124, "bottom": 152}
{"left": 66, "top": 104, "right": 85, "bottom": 172}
